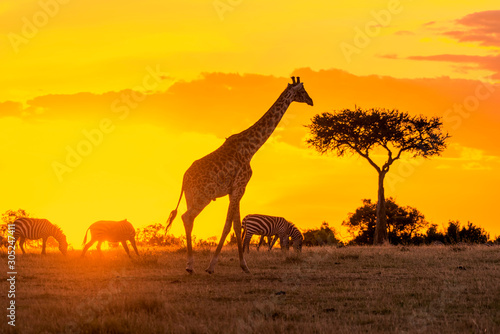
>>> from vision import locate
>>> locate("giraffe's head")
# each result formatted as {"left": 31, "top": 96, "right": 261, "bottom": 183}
{"left": 289, "top": 76, "right": 313, "bottom": 106}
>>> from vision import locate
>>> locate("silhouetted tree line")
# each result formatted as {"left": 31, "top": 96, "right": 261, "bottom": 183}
{"left": 425, "top": 221, "right": 491, "bottom": 245}
{"left": 2, "top": 208, "right": 497, "bottom": 249}
{"left": 342, "top": 198, "right": 494, "bottom": 245}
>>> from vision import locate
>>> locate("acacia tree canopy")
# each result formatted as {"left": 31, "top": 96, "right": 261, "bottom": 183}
{"left": 307, "top": 108, "right": 449, "bottom": 172}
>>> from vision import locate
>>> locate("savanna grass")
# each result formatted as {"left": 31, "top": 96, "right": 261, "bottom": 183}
{"left": 1, "top": 245, "right": 499, "bottom": 333}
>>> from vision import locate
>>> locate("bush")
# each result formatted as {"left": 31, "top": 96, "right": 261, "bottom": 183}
{"left": 343, "top": 198, "right": 428, "bottom": 245}
{"left": 303, "top": 222, "right": 340, "bottom": 247}
{"left": 135, "top": 223, "right": 185, "bottom": 247}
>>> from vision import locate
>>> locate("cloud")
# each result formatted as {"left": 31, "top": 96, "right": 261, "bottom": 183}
{"left": 407, "top": 54, "right": 500, "bottom": 79}
{"left": 438, "top": 144, "right": 500, "bottom": 171}
{"left": 2, "top": 68, "right": 500, "bottom": 156}
{"left": 451, "top": 10, "right": 500, "bottom": 47}
{"left": 404, "top": 10, "right": 500, "bottom": 79}
{"left": 0, "top": 101, "right": 22, "bottom": 117}
{"left": 394, "top": 30, "right": 414, "bottom": 36}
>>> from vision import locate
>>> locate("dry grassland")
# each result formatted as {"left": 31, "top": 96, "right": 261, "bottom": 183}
{"left": 1, "top": 245, "right": 499, "bottom": 333}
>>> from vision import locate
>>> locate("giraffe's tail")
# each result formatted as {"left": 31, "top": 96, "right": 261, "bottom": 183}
{"left": 165, "top": 187, "right": 184, "bottom": 235}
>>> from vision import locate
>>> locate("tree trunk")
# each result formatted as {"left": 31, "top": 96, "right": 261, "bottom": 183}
{"left": 374, "top": 172, "right": 388, "bottom": 245}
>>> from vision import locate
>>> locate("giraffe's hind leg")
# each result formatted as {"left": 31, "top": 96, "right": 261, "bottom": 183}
{"left": 182, "top": 205, "right": 206, "bottom": 274}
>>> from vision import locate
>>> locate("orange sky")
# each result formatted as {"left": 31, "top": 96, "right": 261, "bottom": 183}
{"left": 1, "top": 1, "right": 499, "bottom": 247}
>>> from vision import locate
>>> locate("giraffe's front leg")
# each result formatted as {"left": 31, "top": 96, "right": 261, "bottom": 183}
{"left": 206, "top": 166, "right": 252, "bottom": 274}
{"left": 231, "top": 202, "right": 250, "bottom": 274}
{"left": 205, "top": 200, "right": 236, "bottom": 274}
{"left": 206, "top": 191, "right": 250, "bottom": 274}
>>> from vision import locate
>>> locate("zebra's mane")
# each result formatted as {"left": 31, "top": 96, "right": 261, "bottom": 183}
{"left": 52, "top": 224, "right": 67, "bottom": 240}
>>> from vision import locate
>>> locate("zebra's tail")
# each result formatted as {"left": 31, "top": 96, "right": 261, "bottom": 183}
{"left": 165, "top": 186, "right": 184, "bottom": 235}
{"left": 241, "top": 217, "right": 248, "bottom": 243}
{"left": 82, "top": 227, "right": 91, "bottom": 245}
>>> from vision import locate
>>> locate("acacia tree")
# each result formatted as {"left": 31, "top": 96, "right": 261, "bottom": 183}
{"left": 306, "top": 108, "right": 449, "bottom": 244}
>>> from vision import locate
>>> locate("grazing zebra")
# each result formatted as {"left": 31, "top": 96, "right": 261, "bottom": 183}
{"left": 13, "top": 218, "right": 68, "bottom": 255}
{"left": 242, "top": 214, "right": 303, "bottom": 252}
{"left": 81, "top": 219, "right": 139, "bottom": 258}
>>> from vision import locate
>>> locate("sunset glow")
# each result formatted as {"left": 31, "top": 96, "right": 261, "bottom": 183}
{"left": 1, "top": 1, "right": 499, "bottom": 248}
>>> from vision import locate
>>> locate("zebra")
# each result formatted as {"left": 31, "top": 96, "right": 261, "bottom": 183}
{"left": 242, "top": 214, "right": 303, "bottom": 252}
{"left": 81, "top": 219, "right": 139, "bottom": 258}
{"left": 13, "top": 218, "right": 68, "bottom": 255}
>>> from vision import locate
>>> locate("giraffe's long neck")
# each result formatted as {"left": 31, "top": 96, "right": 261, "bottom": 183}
{"left": 233, "top": 86, "right": 295, "bottom": 158}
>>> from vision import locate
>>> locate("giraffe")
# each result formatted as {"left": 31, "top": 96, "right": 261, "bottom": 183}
{"left": 166, "top": 76, "right": 313, "bottom": 274}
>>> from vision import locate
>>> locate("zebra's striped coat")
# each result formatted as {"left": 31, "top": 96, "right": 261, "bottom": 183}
{"left": 242, "top": 214, "right": 303, "bottom": 252}
{"left": 81, "top": 219, "right": 139, "bottom": 258}
{"left": 13, "top": 218, "right": 68, "bottom": 255}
